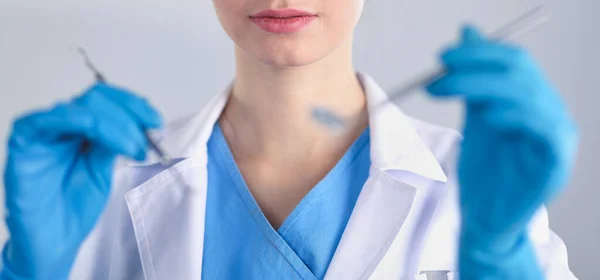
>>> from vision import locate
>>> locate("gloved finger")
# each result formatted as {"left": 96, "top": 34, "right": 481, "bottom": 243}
{"left": 74, "top": 90, "right": 148, "bottom": 160}
{"left": 89, "top": 83, "right": 163, "bottom": 129}
{"left": 479, "top": 104, "right": 579, "bottom": 170}
{"left": 460, "top": 25, "right": 488, "bottom": 45}
{"left": 478, "top": 103, "right": 546, "bottom": 134}
{"left": 10, "top": 103, "right": 146, "bottom": 160}
{"left": 426, "top": 71, "right": 532, "bottom": 104}
{"left": 86, "top": 146, "right": 118, "bottom": 194}
{"left": 480, "top": 104, "right": 578, "bottom": 142}
{"left": 440, "top": 40, "right": 528, "bottom": 71}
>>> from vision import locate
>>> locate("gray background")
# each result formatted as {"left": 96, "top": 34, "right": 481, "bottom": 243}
{"left": 0, "top": 0, "right": 597, "bottom": 278}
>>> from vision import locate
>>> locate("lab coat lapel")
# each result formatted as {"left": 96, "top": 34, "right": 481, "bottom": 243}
{"left": 124, "top": 158, "right": 208, "bottom": 280}
{"left": 325, "top": 73, "right": 448, "bottom": 279}
{"left": 123, "top": 83, "right": 232, "bottom": 280}
{"left": 324, "top": 169, "right": 417, "bottom": 279}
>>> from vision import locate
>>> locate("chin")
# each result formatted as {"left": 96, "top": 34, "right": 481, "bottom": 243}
{"left": 258, "top": 52, "right": 323, "bottom": 67}
{"left": 253, "top": 42, "right": 330, "bottom": 67}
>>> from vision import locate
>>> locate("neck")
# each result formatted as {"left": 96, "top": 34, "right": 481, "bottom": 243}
{"left": 219, "top": 40, "right": 367, "bottom": 164}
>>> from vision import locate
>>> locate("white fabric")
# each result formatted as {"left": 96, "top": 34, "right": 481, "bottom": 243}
{"left": 69, "top": 72, "right": 577, "bottom": 280}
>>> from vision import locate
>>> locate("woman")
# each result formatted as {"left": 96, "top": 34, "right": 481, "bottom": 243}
{"left": 1, "top": 0, "right": 578, "bottom": 279}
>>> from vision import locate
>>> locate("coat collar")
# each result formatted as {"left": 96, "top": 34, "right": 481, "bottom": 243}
{"left": 127, "top": 72, "right": 447, "bottom": 184}
{"left": 358, "top": 73, "right": 447, "bottom": 182}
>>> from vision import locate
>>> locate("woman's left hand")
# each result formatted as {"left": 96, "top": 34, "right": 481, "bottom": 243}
{"left": 426, "top": 26, "right": 579, "bottom": 277}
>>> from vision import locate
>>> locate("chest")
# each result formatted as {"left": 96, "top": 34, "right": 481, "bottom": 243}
{"left": 74, "top": 162, "right": 460, "bottom": 280}
{"left": 226, "top": 136, "right": 371, "bottom": 230}
{"left": 203, "top": 150, "right": 374, "bottom": 279}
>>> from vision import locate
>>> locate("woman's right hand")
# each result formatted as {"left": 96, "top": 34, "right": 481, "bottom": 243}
{"left": 1, "top": 83, "right": 163, "bottom": 279}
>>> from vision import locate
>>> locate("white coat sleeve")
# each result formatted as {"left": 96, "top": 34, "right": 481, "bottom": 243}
{"left": 529, "top": 207, "right": 578, "bottom": 280}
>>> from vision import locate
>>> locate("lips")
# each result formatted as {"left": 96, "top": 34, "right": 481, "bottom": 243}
{"left": 250, "top": 9, "right": 317, "bottom": 34}
{"left": 251, "top": 9, "right": 316, "bottom": 18}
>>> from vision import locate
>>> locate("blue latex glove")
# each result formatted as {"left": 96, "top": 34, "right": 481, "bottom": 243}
{"left": 1, "top": 83, "right": 162, "bottom": 279}
{"left": 426, "top": 26, "right": 578, "bottom": 279}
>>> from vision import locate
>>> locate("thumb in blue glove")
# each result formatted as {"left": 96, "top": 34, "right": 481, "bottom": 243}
{"left": 426, "top": 25, "right": 579, "bottom": 279}
{"left": 2, "top": 83, "right": 163, "bottom": 279}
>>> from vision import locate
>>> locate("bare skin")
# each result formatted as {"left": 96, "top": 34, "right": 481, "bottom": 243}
{"left": 213, "top": 0, "right": 368, "bottom": 229}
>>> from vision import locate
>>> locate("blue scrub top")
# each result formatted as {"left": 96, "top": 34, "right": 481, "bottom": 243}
{"left": 202, "top": 123, "right": 371, "bottom": 279}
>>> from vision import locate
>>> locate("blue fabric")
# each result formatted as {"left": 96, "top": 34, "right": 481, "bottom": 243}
{"left": 202, "top": 123, "right": 371, "bottom": 279}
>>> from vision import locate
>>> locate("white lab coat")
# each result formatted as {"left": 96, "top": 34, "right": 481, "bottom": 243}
{"left": 69, "top": 73, "right": 576, "bottom": 280}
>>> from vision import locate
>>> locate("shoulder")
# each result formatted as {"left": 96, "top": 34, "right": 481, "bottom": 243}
{"left": 151, "top": 110, "right": 206, "bottom": 143}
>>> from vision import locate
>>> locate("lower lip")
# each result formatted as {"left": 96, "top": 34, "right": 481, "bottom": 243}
{"left": 250, "top": 16, "right": 317, "bottom": 34}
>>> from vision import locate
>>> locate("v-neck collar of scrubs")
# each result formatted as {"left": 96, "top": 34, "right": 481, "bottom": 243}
{"left": 277, "top": 126, "right": 370, "bottom": 235}
{"left": 203, "top": 123, "right": 371, "bottom": 279}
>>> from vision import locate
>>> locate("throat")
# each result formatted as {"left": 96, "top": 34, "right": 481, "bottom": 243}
{"left": 219, "top": 116, "right": 368, "bottom": 230}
